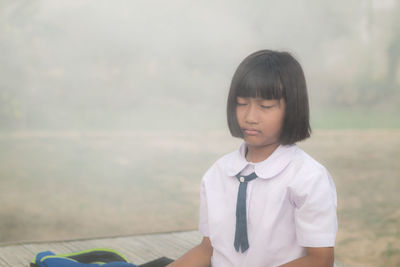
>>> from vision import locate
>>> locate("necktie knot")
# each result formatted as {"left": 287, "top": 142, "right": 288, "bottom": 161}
{"left": 237, "top": 173, "right": 257, "bottom": 183}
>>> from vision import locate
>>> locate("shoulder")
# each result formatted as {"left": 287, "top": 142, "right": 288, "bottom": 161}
{"left": 288, "top": 147, "right": 337, "bottom": 206}
{"left": 288, "top": 147, "right": 336, "bottom": 194}
{"left": 203, "top": 149, "right": 235, "bottom": 176}
{"left": 290, "top": 147, "right": 331, "bottom": 180}
{"left": 215, "top": 149, "right": 239, "bottom": 170}
{"left": 201, "top": 149, "right": 239, "bottom": 185}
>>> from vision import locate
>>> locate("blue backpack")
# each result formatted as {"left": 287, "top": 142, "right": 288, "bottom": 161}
{"left": 30, "top": 248, "right": 138, "bottom": 267}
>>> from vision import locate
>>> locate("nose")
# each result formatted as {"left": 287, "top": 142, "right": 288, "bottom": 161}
{"left": 244, "top": 103, "right": 258, "bottom": 124}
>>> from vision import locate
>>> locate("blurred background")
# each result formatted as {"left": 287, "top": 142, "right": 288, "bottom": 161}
{"left": 0, "top": 0, "right": 399, "bottom": 266}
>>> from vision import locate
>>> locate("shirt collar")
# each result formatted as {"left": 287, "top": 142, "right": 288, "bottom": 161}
{"left": 225, "top": 142, "right": 297, "bottom": 179}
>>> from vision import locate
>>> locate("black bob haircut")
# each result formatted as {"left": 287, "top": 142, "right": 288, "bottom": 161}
{"left": 227, "top": 50, "right": 311, "bottom": 145}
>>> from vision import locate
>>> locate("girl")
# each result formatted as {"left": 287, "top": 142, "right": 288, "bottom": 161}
{"left": 168, "top": 50, "right": 338, "bottom": 267}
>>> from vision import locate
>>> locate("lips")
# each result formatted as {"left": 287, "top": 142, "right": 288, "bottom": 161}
{"left": 243, "top": 128, "right": 261, "bottom": 136}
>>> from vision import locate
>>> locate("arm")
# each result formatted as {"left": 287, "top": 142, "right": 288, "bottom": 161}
{"left": 166, "top": 237, "right": 213, "bottom": 267}
{"left": 278, "top": 247, "right": 334, "bottom": 267}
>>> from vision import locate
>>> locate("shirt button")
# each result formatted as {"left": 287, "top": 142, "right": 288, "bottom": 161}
{"left": 240, "top": 177, "right": 245, "bottom": 183}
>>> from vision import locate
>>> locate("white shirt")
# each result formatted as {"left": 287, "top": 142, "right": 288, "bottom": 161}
{"left": 199, "top": 143, "right": 337, "bottom": 267}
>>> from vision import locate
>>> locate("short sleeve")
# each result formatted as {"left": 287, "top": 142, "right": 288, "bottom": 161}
{"left": 198, "top": 178, "right": 210, "bottom": 237}
{"left": 291, "top": 169, "right": 338, "bottom": 247}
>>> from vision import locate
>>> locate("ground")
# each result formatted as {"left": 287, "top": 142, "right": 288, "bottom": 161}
{"left": 0, "top": 129, "right": 399, "bottom": 267}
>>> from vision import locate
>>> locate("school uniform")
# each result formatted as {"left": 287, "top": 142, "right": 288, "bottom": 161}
{"left": 199, "top": 143, "right": 338, "bottom": 267}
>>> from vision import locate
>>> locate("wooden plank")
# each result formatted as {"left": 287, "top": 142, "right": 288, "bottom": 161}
{"left": 0, "top": 230, "right": 202, "bottom": 267}
{"left": 0, "top": 230, "right": 350, "bottom": 267}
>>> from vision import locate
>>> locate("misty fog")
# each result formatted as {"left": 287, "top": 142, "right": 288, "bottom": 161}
{"left": 1, "top": 0, "right": 399, "bottom": 130}
{"left": 1, "top": 1, "right": 400, "bottom": 265}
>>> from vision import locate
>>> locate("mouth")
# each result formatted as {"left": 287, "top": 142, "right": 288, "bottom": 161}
{"left": 242, "top": 128, "right": 261, "bottom": 136}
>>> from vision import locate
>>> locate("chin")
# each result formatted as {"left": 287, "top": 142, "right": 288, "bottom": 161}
{"left": 244, "top": 138, "right": 279, "bottom": 148}
{"left": 244, "top": 139, "right": 265, "bottom": 147}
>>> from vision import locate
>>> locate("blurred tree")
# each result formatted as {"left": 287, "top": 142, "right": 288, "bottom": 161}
{"left": 0, "top": 0, "right": 39, "bottom": 129}
{"left": 357, "top": 0, "right": 400, "bottom": 107}
{"left": 0, "top": 0, "right": 398, "bottom": 130}
{"left": 386, "top": 0, "right": 400, "bottom": 105}
{"left": 323, "top": 0, "right": 400, "bottom": 108}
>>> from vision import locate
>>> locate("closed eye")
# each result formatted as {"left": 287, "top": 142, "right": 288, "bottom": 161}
{"left": 260, "top": 105, "right": 273, "bottom": 109}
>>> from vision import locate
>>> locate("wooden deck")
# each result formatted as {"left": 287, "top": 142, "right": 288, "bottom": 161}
{"left": 0, "top": 230, "right": 202, "bottom": 266}
{"left": 0, "top": 231, "right": 350, "bottom": 267}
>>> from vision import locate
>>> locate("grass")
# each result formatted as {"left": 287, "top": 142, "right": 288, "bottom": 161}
{"left": 310, "top": 107, "right": 400, "bottom": 129}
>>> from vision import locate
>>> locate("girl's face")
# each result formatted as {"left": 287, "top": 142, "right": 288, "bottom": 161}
{"left": 236, "top": 96, "right": 285, "bottom": 151}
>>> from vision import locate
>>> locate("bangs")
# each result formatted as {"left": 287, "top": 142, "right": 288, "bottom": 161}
{"left": 236, "top": 64, "right": 284, "bottom": 100}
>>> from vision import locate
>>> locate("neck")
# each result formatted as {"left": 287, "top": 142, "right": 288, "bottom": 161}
{"left": 245, "top": 142, "right": 280, "bottom": 163}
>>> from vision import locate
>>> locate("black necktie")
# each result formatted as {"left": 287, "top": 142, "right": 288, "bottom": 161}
{"left": 234, "top": 172, "right": 257, "bottom": 253}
